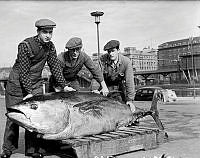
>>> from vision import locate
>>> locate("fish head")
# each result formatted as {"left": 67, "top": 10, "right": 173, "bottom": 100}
{"left": 6, "top": 94, "right": 70, "bottom": 134}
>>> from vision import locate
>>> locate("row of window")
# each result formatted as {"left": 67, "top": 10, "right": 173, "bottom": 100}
{"left": 158, "top": 38, "right": 200, "bottom": 49}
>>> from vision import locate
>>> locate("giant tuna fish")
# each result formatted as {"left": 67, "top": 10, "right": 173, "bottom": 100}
{"left": 6, "top": 91, "right": 165, "bottom": 140}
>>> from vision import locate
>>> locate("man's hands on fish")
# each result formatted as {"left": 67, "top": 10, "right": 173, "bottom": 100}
{"left": 64, "top": 85, "right": 76, "bottom": 92}
{"left": 99, "top": 80, "right": 109, "bottom": 96}
{"left": 23, "top": 94, "right": 34, "bottom": 100}
{"left": 126, "top": 101, "right": 136, "bottom": 112}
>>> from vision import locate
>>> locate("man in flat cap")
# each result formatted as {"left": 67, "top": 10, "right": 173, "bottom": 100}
{"left": 49, "top": 37, "right": 109, "bottom": 96}
{"left": 1, "top": 19, "right": 76, "bottom": 158}
{"left": 100, "top": 40, "right": 136, "bottom": 112}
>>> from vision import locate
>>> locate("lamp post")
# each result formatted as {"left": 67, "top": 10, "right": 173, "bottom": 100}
{"left": 91, "top": 11, "right": 104, "bottom": 68}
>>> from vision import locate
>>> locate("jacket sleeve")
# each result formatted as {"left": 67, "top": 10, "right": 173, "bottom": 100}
{"left": 18, "top": 42, "right": 33, "bottom": 94}
{"left": 124, "top": 58, "right": 135, "bottom": 101}
{"left": 57, "top": 52, "right": 65, "bottom": 69}
{"left": 47, "top": 44, "right": 68, "bottom": 88}
{"left": 83, "top": 53, "right": 104, "bottom": 83}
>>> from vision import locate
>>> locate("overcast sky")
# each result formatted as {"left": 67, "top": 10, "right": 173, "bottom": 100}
{"left": 0, "top": 1, "right": 200, "bottom": 67}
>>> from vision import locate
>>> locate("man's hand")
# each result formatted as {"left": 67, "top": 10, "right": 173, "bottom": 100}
{"left": 92, "top": 90, "right": 100, "bottom": 94}
{"left": 64, "top": 86, "right": 76, "bottom": 92}
{"left": 100, "top": 87, "right": 109, "bottom": 96}
{"left": 54, "top": 87, "right": 62, "bottom": 92}
{"left": 23, "top": 94, "right": 33, "bottom": 100}
{"left": 100, "top": 80, "right": 109, "bottom": 96}
{"left": 126, "top": 101, "right": 136, "bottom": 112}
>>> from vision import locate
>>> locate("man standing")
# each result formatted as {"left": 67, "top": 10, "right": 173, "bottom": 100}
{"left": 49, "top": 37, "right": 109, "bottom": 96}
{"left": 1, "top": 19, "right": 75, "bottom": 158}
{"left": 101, "top": 40, "right": 136, "bottom": 112}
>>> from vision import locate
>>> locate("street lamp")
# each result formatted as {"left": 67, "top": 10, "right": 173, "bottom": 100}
{"left": 91, "top": 11, "right": 104, "bottom": 68}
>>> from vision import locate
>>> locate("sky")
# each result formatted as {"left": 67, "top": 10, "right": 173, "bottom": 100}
{"left": 0, "top": 0, "right": 200, "bottom": 67}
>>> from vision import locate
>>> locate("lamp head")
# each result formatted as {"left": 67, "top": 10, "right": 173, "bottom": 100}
{"left": 91, "top": 11, "right": 104, "bottom": 24}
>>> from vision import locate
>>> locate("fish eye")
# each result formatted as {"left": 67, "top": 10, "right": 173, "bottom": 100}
{"left": 30, "top": 104, "right": 38, "bottom": 110}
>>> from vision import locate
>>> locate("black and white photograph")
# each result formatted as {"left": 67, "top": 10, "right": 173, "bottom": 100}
{"left": 0, "top": 0, "right": 200, "bottom": 158}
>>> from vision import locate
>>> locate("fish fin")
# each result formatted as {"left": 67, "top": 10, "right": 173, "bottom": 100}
{"left": 133, "top": 90, "right": 166, "bottom": 133}
{"left": 43, "top": 116, "right": 73, "bottom": 140}
{"left": 73, "top": 99, "right": 106, "bottom": 118}
{"left": 150, "top": 89, "right": 160, "bottom": 112}
{"left": 151, "top": 111, "right": 165, "bottom": 130}
{"left": 42, "top": 125, "right": 73, "bottom": 140}
{"left": 149, "top": 89, "right": 165, "bottom": 131}
{"left": 42, "top": 133, "right": 63, "bottom": 140}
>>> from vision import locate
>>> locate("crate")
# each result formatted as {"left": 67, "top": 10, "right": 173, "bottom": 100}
{"left": 61, "top": 126, "right": 166, "bottom": 158}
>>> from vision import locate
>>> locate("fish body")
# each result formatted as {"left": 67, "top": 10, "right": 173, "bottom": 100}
{"left": 6, "top": 91, "right": 134, "bottom": 140}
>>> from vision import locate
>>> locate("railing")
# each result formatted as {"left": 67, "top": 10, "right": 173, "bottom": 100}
{"left": 136, "top": 83, "right": 200, "bottom": 97}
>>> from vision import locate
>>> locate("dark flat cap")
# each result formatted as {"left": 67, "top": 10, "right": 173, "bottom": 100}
{"left": 65, "top": 37, "right": 82, "bottom": 49}
{"left": 35, "top": 19, "right": 56, "bottom": 29}
{"left": 104, "top": 40, "right": 120, "bottom": 51}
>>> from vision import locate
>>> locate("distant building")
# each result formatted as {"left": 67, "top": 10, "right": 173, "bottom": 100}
{"left": 91, "top": 52, "right": 103, "bottom": 65}
{"left": 158, "top": 36, "right": 200, "bottom": 84}
{"left": 123, "top": 47, "right": 158, "bottom": 72}
{"left": 0, "top": 67, "right": 11, "bottom": 79}
{"left": 91, "top": 53, "right": 99, "bottom": 62}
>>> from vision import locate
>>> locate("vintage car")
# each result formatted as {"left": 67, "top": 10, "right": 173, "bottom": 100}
{"left": 134, "top": 86, "right": 177, "bottom": 102}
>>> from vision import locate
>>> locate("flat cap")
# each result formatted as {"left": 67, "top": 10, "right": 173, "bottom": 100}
{"left": 65, "top": 37, "right": 82, "bottom": 49}
{"left": 35, "top": 19, "right": 56, "bottom": 29}
{"left": 104, "top": 40, "right": 120, "bottom": 51}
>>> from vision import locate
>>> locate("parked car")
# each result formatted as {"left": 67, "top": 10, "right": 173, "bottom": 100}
{"left": 134, "top": 86, "right": 177, "bottom": 102}
{"left": 162, "top": 89, "right": 177, "bottom": 102}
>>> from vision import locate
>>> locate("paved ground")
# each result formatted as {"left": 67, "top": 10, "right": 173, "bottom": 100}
{"left": 0, "top": 96, "right": 200, "bottom": 158}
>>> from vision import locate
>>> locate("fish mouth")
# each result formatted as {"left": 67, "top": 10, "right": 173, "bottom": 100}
{"left": 6, "top": 108, "right": 37, "bottom": 133}
{"left": 6, "top": 108, "right": 27, "bottom": 118}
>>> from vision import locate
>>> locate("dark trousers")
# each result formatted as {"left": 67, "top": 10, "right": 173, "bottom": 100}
{"left": 25, "top": 131, "right": 77, "bottom": 157}
{"left": 2, "top": 119, "right": 19, "bottom": 153}
{"left": 106, "top": 83, "right": 127, "bottom": 103}
{"left": 2, "top": 87, "right": 22, "bottom": 153}
{"left": 2, "top": 119, "right": 37, "bottom": 154}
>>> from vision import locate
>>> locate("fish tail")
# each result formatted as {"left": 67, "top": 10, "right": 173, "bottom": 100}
{"left": 149, "top": 89, "right": 165, "bottom": 131}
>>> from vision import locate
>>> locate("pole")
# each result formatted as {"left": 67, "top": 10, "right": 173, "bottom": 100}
{"left": 191, "top": 37, "right": 196, "bottom": 98}
{"left": 96, "top": 23, "right": 100, "bottom": 62}
{"left": 96, "top": 22, "right": 102, "bottom": 70}
{"left": 91, "top": 11, "right": 104, "bottom": 70}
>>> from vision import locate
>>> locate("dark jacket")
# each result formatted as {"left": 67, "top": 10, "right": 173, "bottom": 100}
{"left": 101, "top": 53, "right": 135, "bottom": 101}
{"left": 58, "top": 51, "right": 104, "bottom": 83}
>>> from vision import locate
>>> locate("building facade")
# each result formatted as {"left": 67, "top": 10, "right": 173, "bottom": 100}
{"left": 123, "top": 47, "right": 158, "bottom": 72}
{"left": 158, "top": 36, "right": 200, "bottom": 84}
{"left": 123, "top": 47, "right": 158, "bottom": 85}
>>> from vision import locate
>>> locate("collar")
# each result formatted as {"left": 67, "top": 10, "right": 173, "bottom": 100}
{"left": 118, "top": 53, "right": 122, "bottom": 64}
{"left": 34, "top": 35, "right": 50, "bottom": 47}
{"left": 33, "top": 35, "right": 40, "bottom": 43}
{"left": 113, "top": 53, "right": 122, "bottom": 66}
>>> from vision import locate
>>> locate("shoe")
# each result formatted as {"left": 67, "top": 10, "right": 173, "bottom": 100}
{"left": 0, "top": 151, "right": 11, "bottom": 158}
{"left": 128, "top": 120, "right": 140, "bottom": 127}
{"left": 26, "top": 153, "right": 44, "bottom": 158}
